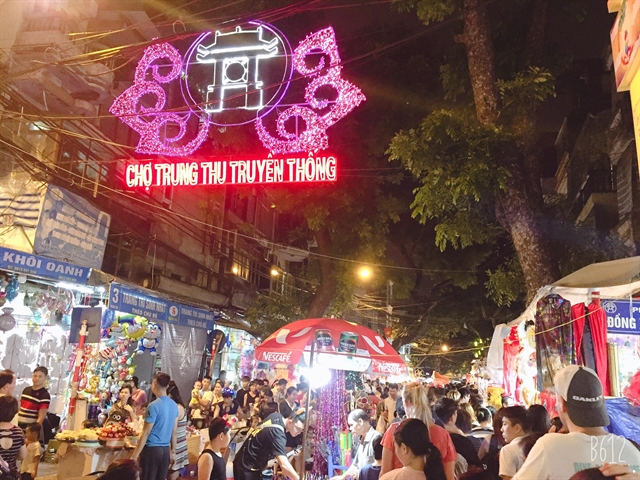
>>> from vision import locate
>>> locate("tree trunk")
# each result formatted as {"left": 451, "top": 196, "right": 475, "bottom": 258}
{"left": 498, "top": 170, "right": 560, "bottom": 301}
{"left": 459, "top": 0, "right": 559, "bottom": 300}
{"left": 524, "top": 0, "right": 549, "bottom": 67}
{"left": 307, "top": 227, "right": 337, "bottom": 318}
{"left": 459, "top": 0, "right": 500, "bottom": 125}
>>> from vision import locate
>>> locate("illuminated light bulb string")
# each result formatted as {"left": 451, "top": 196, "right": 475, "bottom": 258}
{"left": 109, "top": 25, "right": 365, "bottom": 156}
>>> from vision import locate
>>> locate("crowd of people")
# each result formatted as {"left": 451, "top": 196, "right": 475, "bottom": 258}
{"left": 2, "top": 365, "right": 639, "bottom": 480}
{"left": 0, "top": 368, "right": 312, "bottom": 480}
{"left": 338, "top": 366, "right": 640, "bottom": 480}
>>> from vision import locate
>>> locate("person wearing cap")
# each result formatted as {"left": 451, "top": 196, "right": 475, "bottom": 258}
{"left": 233, "top": 407, "right": 306, "bottom": 480}
{"left": 212, "top": 388, "right": 243, "bottom": 419}
{"left": 512, "top": 365, "right": 640, "bottom": 480}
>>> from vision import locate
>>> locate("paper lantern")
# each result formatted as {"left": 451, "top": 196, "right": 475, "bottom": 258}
{"left": 0, "top": 307, "right": 16, "bottom": 332}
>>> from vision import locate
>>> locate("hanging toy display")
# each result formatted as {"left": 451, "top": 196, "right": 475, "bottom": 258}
{"left": 136, "top": 322, "right": 162, "bottom": 355}
{"left": 124, "top": 317, "right": 148, "bottom": 341}
{"left": 0, "top": 307, "right": 16, "bottom": 332}
{"left": 108, "top": 318, "right": 127, "bottom": 340}
{"left": 101, "top": 309, "right": 116, "bottom": 330}
{"left": 5, "top": 276, "right": 19, "bottom": 302}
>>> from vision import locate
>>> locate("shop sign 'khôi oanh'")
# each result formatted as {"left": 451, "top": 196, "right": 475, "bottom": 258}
{"left": 110, "top": 22, "right": 365, "bottom": 187}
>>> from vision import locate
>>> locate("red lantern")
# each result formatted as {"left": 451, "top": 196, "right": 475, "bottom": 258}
{"left": 384, "top": 326, "right": 392, "bottom": 338}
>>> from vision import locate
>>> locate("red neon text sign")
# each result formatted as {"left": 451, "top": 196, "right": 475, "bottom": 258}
{"left": 125, "top": 155, "right": 337, "bottom": 188}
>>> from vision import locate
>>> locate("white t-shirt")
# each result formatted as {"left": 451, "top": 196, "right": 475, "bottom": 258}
{"left": 499, "top": 436, "right": 525, "bottom": 478}
{"left": 513, "top": 432, "right": 640, "bottom": 480}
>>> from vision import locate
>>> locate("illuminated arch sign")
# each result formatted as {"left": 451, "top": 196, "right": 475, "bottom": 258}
{"left": 110, "top": 23, "right": 365, "bottom": 159}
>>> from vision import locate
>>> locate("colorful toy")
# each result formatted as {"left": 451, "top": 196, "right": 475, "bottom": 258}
{"left": 125, "top": 317, "right": 148, "bottom": 340}
{"left": 136, "top": 322, "right": 162, "bottom": 355}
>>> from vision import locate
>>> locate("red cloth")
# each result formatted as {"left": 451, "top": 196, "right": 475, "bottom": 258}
{"left": 588, "top": 299, "right": 610, "bottom": 396}
{"left": 571, "top": 303, "right": 586, "bottom": 365}
{"left": 381, "top": 422, "right": 457, "bottom": 469}
{"left": 539, "top": 391, "right": 557, "bottom": 416}
{"left": 503, "top": 325, "right": 522, "bottom": 402}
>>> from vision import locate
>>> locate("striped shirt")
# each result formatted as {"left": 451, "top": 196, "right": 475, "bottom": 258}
{"left": 0, "top": 426, "right": 25, "bottom": 474}
{"left": 18, "top": 386, "right": 50, "bottom": 427}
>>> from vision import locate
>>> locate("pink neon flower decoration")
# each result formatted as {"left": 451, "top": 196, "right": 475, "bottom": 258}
{"left": 256, "top": 27, "right": 365, "bottom": 154}
{"left": 110, "top": 43, "right": 208, "bottom": 156}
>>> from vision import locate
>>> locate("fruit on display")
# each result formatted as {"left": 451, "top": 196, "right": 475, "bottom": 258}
{"left": 100, "top": 423, "right": 127, "bottom": 440}
{"left": 78, "top": 429, "right": 99, "bottom": 442}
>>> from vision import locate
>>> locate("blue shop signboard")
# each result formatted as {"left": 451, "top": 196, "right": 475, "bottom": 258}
{"left": 0, "top": 246, "right": 91, "bottom": 284}
{"left": 108, "top": 282, "right": 217, "bottom": 331}
{"left": 602, "top": 300, "right": 640, "bottom": 335}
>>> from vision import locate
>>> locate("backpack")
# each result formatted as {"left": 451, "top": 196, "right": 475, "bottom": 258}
{"left": 481, "top": 435, "right": 501, "bottom": 477}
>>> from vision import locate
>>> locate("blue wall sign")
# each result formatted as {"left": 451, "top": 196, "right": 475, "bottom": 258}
{"left": 602, "top": 300, "right": 639, "bottom": 335}
{"left": 108, "top": 282, "right": 217, "bottom": 331}
{"left": 0, "top": 246, "right": 91, "bottom": 284}
{"left": 34, "top": 186, "right": 110, "bottom": 270}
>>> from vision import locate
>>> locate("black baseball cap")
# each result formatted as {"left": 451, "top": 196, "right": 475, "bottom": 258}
{"left": 554, "top": 365, "right": 609, "bottom": 428}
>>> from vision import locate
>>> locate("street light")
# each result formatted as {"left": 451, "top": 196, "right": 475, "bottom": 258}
{"left": 357, "top": 266, "right": 372, "bottom": 280}
{"left": 270, "top": 267, "right": 280, "bottom": 277}
{"left": 441, "top": 344, "right": 449, "bottom": 352}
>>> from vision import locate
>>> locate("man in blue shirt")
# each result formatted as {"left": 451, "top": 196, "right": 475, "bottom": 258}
{"left": 131, "top": 372, "right": 179, "bottom": 480}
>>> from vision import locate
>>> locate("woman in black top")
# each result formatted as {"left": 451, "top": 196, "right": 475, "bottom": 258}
{"left": 198, "top": 418, "right": 231, "bottom": 480}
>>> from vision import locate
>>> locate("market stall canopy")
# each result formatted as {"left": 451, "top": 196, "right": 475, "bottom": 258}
{"left": 551, "top": 256, "right": 640, "bottom": 289}
{"left": 432, "top": 371, "right": 451, "bottom": 387}
{"left": 255, "top": 318, "right": 408, "bottom": 376}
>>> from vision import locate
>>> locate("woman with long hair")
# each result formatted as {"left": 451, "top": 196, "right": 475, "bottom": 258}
{"left": 380, "top": 419, "right": 446, "bottom": 480}
{"left": 167, "top": 381, "right": 188, "bottom": 480}
{"left": 380, "top": 383, "right": 456, "bottom": 480}
{"left": 106, "top": 385, "right": 138, "bottom": 424}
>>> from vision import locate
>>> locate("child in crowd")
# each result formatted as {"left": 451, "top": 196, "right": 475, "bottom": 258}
{"left": 19, "top": 423, "right": 41, "bottom": 480}
{"left": 190, "top": 380, "right": 204, "bottom": 428}
{"left": 359, "top": 436, "right": 383, "bottom": 480}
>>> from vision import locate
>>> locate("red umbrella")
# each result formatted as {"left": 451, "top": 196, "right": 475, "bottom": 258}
{"left": 255, "top": 318, "right": 408, "bottom": 375}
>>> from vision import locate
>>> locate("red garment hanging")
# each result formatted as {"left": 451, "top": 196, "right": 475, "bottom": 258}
{"left": 572, "top": 303, "right": 586, "bottom": 365}
{"left": 503, "top": 325, "right": 522, "bottom": 402}
{"left": 588, "top": 298, "right": 610, "bottom": 396}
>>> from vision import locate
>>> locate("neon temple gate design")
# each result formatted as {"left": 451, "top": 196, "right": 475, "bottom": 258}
{"left": 196, "top": 26, "right": 280, "bottom": 113}
{"left": 109, "top": 21, "right": 366, "bottom": 158}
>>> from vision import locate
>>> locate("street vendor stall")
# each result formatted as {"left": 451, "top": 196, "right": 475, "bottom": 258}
{"left": 487, "top": 257, "right": 640, "bottom": 439}
{"left": 255, "top": 318, "right": 408, "bottom": 479}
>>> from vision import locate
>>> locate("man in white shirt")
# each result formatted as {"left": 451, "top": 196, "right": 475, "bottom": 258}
{"left": 513, "top": 365, "right": 640, "bottom": 480}
{"left": 499, "top": 406, "right": 530, "bottom": 480}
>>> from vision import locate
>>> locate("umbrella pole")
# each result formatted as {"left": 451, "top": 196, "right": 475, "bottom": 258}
{"left": 298, "top": 340, "right": 315, "bottom": 479}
